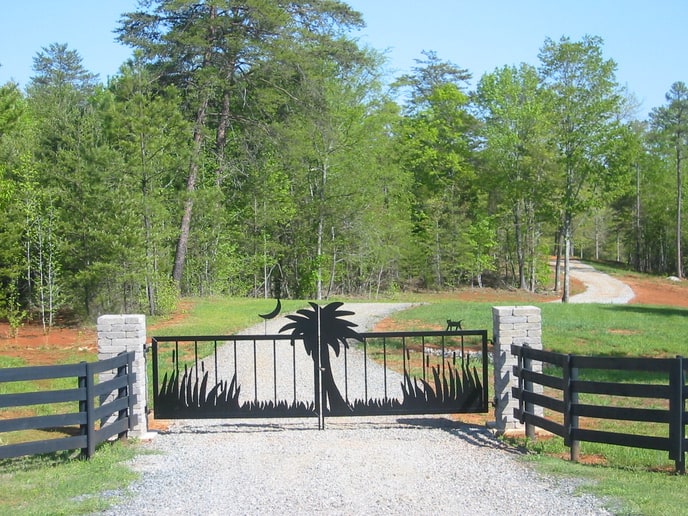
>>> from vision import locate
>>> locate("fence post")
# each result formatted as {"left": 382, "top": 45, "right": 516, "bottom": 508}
{"left": 79, "top": 362, "right": 97, "bottom": 458}
{"left": 669, "top": 356, "right": 685, "bottom": 474}
{"left": 98, "top": 314, "right": 150, "bottom": 439}
{"left": 523, "top": 347, "right": 535, "bottom": 440}
{"left": 563, "top": 354, "right": 580, "bottom": 462}
{"left": 491, "top": 306, "right": 543, "bottom": 435}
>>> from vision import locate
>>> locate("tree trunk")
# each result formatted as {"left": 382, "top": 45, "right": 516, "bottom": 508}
{"left": 171, "top": 94, "right": 209, "bottom": 286}
{"left": 562, "top": 215, "right": 572, "bottom": 302}
{"left": 514, "top": 201, "right": 527, "bottom": 290}
{"left": 554, "top": 227, "right": 562, "bottom": 292}
{"left": 676, "top": 147, "right": 683, "bottom": 278}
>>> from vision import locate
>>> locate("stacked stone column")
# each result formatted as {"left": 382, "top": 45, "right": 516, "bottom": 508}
{"left": 97, "top": 314, "right": 149, "bottom": 438}
{"left": 492, "top": 306, "right": 542, "bottom": 434}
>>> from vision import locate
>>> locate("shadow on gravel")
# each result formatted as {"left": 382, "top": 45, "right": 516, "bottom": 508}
{"left": 164, "top": 416, "right": 524, "bottom": 456}
{"left": 396, "top": 417, "right": 524, "bottom": 455}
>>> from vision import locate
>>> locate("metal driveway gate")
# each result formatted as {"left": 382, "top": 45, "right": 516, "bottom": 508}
{"left": 152, "top": 303, "right": 488, "bottom": 426}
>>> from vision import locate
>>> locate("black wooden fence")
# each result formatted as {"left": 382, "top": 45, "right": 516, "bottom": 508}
{"left": 0, "top": 351, "right": 137, "bottom": 459}
{"left": 511, "top": 344, "right": 687, "bottom": 473}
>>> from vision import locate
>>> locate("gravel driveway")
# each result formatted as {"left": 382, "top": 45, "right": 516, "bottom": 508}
{"left": 561, "top": 260, "right": 635, "bottom": 304}
{"left": 103, "top": 302, "right": 613, "bottom": 515}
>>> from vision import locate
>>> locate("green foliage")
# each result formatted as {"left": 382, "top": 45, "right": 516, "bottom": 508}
{"left": 0, "top": 283, "right": 27, "bottom": 337}
{"left": 0, "top": 9, "right": 685, "bottom": 321}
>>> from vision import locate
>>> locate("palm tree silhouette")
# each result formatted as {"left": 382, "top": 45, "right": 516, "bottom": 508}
{"left": 280, "top": 302, "right": 362, "bottom": 414}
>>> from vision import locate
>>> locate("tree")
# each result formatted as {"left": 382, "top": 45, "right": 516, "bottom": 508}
{"left": 538, "top": 36, "right": 625, "bottom": 301}
{"left": 649, "top": 82, "right": 688, "bottom": 279}
{"left": 104, "top": 61, "right": 191, "bottom": 314}
{"left": 30, "top": 43, "right": 98, "bottom": 92}
{"left": 117, "top": 0, "right": 365, "bottom": 290}
{"left": 394, "top": 51, "right": 479, "bottom": 288}
{"left": 280, "top": 302, "right": 362, "bottom": 414}
{"left": 475, "top": 63, "right": 555, "bottom": 290}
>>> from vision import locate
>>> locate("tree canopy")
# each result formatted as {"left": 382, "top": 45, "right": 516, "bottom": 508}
{"left": 0, "top": 5, "right": 685, "bottom": 327}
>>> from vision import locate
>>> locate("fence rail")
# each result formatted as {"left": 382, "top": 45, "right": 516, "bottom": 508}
{"left": 0, "top": 351, "right": 137, "bottom": 459}
{"left": 511, "top": 344, "right": 687, "bottom": 473}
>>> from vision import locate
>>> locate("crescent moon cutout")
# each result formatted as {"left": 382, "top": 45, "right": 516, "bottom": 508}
{"left": 259, "top": 298, "right": 282, "bottom": 320}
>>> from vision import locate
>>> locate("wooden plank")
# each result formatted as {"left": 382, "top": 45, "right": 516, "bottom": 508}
{"left": 574, "top": 380, "right": 670, "bottom": 398}
{"left": 0, "top": 412, "right": 85, "bottom": 433}
{"left": 95, "top": 418, "right": 129, "bottom": 444}
{"left": 513, "top": 387, "right": 564, "bottom": 413}
{"left": 513, "top": 366, "right": 564, "bottom": 390}
{"left": 89, "top": 353, "right": 134, "bottom": 375}
{"left": 571, "top": 355, "right": 673, "bottom": 373}
{"left": 517, "top": 410, "right": 565, "bottom": 437}
{"left": 573, "top": 428, "right": 669, "bottom": 452}
{"left": 95, "top": 396, "right": 129, "bottom": 421}
{"left": 0, "top": 435, "right": 87, "bottom": 460}
{"left": 0, "top": 362, "right": 86, "bottom": 382}
{"left": 573, "top": 403, "right": 670, "bottom": 424}
{"left": 0, "top": 388, "right": 85, "bottom": 408}
{"left": 94, "top": 375, "right": 129, "bottom": 397}
{"left": 510, "top": 345, "right": 566, "bottom": 367}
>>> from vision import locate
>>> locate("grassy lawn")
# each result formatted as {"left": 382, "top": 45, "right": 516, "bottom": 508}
{"left": 0, "top": 442, "right": 140, "bottom": 515}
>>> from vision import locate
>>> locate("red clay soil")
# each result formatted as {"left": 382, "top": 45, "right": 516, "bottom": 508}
{"left": 2, "top": 276, "right": 686, "bottom": 368}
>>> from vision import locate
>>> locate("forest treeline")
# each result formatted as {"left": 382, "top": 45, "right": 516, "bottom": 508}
{"left": 0, "top": 1, "right": 686, "bottom": 327}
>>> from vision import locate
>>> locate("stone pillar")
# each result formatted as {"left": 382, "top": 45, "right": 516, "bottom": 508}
{"left": 491, "top": 306, "right": 543, "bottom": 435}
{"left": 97, "top": 314, "right": 149, "bottom": 438}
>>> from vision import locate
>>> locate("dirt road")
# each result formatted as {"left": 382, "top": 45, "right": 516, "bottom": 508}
{"left": 561, "top": 260, "right": 635, "bottom": 304}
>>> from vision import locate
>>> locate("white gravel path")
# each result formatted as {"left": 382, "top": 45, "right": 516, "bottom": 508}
{"left": 555, "top": 260, "right": 635, "bottom": 304}
{"left": 101, "top": 302, "right": 613, "bottom": 515}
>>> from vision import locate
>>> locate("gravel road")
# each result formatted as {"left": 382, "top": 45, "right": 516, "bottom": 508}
{"left": 561, "top": 260, "right": 635, "bottom": 304}
{"left": 102, "top": 302, "right": 613, "bottom": 515}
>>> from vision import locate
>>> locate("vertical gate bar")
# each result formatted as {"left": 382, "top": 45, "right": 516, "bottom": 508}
{"left": 363, "top": 337, "right": 368, "bottom": 401}
{"left": 253, "top": 339, "right": 258, "bottom": 403}
{"left": 383, "top": 337, "right": 388, "bottom": 400}
{"left": 422, "top": 336, "right": 426, "bottom": 382}
{"left": 441, "top": 335, "right": 445, "bottom": 379}
{"left": 194, "top": 341, "right": 199, "bottom": 385}
{"left": 344, "top": 344, "right": 349, "bottom": 403}
{"left": 273, "top": 339, "right": 277, "bottom": 404}
{"left": 461, "top": 332, "right": 465, "bottom": 363}
{"left": 175, "top": 341, "right": 179, "bottom": 376}
{"left": 233, "top": 341, "right": 238, "bottom": 381}
{"left": 213, "top": 340, "right": 218, "bottom": 386}
{"left": 481, "top": 331, "right": 488, "bottom": 412}
{"left": 292, "top": 338, "right": 297, "bottom": 404}
{"left": 152, "top": 338, "right": 159, "bottom": 417}
{"left": 402, "top": 336, "right": 407, "bottom": 377}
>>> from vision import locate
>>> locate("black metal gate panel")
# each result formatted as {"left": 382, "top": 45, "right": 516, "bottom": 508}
{"left": 152, "top": 304, "right": 488, "bottom": 423}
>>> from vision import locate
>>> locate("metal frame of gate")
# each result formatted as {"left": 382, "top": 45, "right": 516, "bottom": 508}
{"left": 152, "top": 328, "right": 488, "bottom": 426}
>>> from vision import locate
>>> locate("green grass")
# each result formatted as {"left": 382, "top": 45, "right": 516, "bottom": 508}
{"left": 0, "top": 441, "right": 141, "bottom": 515}
{"left": 149, "top": 296, "right": 306, "bottom": 336}
{"left": 517, "top": 449, "right": 688, "bottom": 516}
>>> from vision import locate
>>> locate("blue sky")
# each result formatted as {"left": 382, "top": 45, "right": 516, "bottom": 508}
{"left": 1, "top": 1, "right": 686, "bottom": 119}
